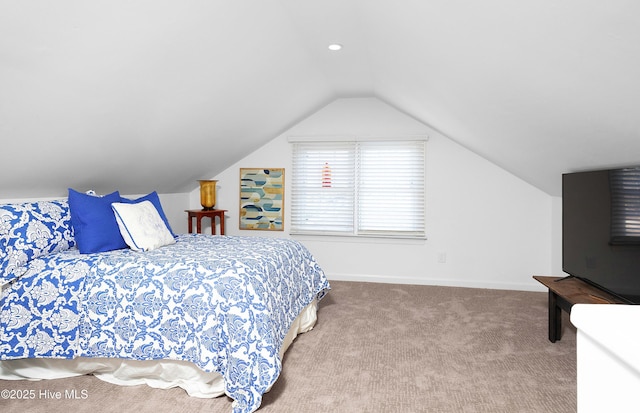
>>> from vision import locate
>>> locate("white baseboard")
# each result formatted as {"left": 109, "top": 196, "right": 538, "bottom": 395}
{"left": 325, "top": 273, "right": 547, "bottom": 292}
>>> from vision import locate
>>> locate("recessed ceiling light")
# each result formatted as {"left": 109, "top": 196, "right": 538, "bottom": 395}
{"left": 328, "top": 44, "right": 342, "bottom": 51}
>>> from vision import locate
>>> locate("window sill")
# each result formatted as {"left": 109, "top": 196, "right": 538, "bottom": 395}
{"left": 290, "top": 232, "right": 427, "bottom": 245}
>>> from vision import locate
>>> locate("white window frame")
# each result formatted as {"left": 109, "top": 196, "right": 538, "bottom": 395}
{"left": 289, "top": 136, "right": 427, "bottom": 239}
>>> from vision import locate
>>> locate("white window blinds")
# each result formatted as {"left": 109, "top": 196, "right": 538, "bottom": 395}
{"left": 291, "top": 142, "right": 356, "bottom": 234}
{"left": 291, "top": 138, "right": 426, "bottom": 238}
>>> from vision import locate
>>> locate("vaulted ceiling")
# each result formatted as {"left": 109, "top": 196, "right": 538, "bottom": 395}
{"left": 2, "top": 1, "right": 640, "bottom": 198}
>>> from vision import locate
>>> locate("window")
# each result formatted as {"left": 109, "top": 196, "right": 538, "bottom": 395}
{"left": 290, "top": 137, "right": 427, "bottom": 238}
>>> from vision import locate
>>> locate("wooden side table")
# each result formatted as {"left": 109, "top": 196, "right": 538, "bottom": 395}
{"left": 185, "top": 209, "right": 227, "bottom": 235}
{"left": 533, "top": 275, "right": 625, "bottom": 343}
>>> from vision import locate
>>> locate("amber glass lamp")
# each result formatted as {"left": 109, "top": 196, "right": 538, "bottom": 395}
{"left": 198, "top": 180, "right": 218, "bottom": 210}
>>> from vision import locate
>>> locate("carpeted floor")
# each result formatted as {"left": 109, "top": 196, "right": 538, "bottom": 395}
{"left": 0, "top": 280, "right": 576, "bottom": 413}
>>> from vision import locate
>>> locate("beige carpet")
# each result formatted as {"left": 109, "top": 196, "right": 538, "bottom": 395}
{"left": 1, "top": 280, "right": 576, "bottom": 413}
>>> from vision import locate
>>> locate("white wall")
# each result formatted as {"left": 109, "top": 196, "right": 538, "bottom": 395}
{"left": 194, "top": 97, "right": 556, "bottom": 291}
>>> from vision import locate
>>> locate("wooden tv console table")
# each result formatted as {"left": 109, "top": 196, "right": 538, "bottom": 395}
{"left": 533, "top": 275, "right": 625, "bottom": 343}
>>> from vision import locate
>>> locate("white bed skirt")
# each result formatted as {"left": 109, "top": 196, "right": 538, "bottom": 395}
{"left": 0, "top": 300, "right": 318, "bottom": 398}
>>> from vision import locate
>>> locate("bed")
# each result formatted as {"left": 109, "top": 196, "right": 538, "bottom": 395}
{"left": 0, "top": 195, "right": 330, "bottom": 413}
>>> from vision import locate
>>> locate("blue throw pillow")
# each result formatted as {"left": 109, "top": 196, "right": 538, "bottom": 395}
{"left": 121, "top": 191, "right": 176, "bottom": 237}
{"left": 68, "top": 188, "right": 127, "bottom": 254}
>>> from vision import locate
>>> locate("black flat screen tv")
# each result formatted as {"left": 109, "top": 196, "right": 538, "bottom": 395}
{"left": 563, "top": 167, "right": 640, "bottom": 304}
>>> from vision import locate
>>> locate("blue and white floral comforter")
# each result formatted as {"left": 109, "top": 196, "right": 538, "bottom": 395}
{"left": 0, "top": 234, "right": 330, "bottom": 413}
